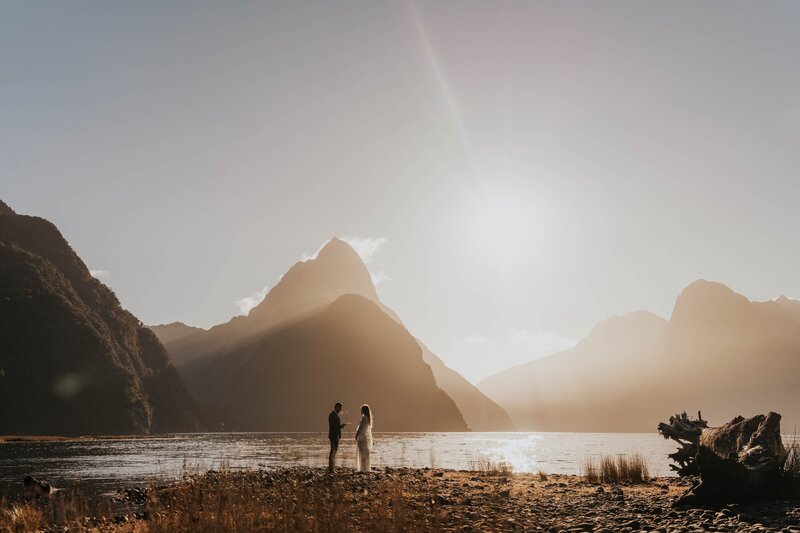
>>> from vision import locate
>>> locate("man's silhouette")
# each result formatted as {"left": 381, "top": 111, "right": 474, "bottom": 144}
{"left": 328, "top": 402, "right": 347, "bottom": 472}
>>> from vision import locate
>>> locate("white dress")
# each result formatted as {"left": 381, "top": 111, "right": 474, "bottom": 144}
{"left": 355, "top": 415, "right": 372, "bottom": 473}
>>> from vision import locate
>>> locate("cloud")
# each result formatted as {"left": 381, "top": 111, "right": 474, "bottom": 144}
{"left": 462, "top": 334, "right": 491, "bottom": 345}
{"left": 370, "top": 271, "right": 391, "bottom": 286}
{"left": 89, "top": 269, "right": 111, "bottom": 283}
{"left": 236, "top": 285, "right": 270, "bottom": 315}
{"left": 343, "top": 236, "right": 389, "bottom": 286}
{"left": 301, "top": 242, "right": 327, "bottom": 262}
{"left": 508, "top": 329, "right": 576, "bottom": 357}
{"left": 342, "top": 236, "right": 388, "bottom": 265}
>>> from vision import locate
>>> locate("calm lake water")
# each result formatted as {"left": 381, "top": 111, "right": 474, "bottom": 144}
{"left": 0, "top": 432, "right": 679, "bottom": 495}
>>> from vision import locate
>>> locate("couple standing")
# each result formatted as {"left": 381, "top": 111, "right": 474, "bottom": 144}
{"left": 328, "top": 402, "right": 373, "bottom": 473}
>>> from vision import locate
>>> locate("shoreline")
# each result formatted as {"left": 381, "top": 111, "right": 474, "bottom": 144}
{"left": 2, "top": 467, "right": 799, "bottom": 532}
{"left": 0, "top": 435, "right": 172, "bottom": 444}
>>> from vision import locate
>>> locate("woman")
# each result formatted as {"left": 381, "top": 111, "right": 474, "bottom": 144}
{"left": 354, "top": 404, "right": 373, "bottom": 473}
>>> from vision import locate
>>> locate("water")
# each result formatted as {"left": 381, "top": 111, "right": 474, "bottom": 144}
{"left": 0, "top": 432, "right": 679, "bottom": 495}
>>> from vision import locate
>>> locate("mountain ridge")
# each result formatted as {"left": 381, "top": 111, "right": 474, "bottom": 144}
{"left": 153, "top": 237, "right": 514, "bottom": 431}
{"left": 479, "top": 280, "right": 800, "bottom": 432}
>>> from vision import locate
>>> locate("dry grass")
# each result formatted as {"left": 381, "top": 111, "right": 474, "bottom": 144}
{"left": 0, "top": 467, "right": 696, "bottom": 532}
{"left": 2, "top": 503, "right": 44, "bottom": 532}
{"left": 537, "top": 469, "right": 548, "bottom": 481}
{"left": 782, "top": 435, "right": 800, "bottom": 495}
{"left": 582, "top": 453, "right": 650, "bottom": 484}
{"left": 783, "top": 436, "right": 800, "bottom": 473}
{"left": 145, "top": 472, "right": 406, "bottom": 532}
{"left": 583, "top": 458, "right": 600, "bottom": 483}
{"left": 467, "top": 455, "right": 513, "bottom": 476}
{"left": 0, "top": 470, "right": 425, "bottom": 533}
{"left": 0, "top": 489, "right": 111, "bottom": 532}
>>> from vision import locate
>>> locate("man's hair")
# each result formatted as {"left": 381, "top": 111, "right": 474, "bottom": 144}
{"left": 335, "top": 402, "right": 343, "bottom": 409}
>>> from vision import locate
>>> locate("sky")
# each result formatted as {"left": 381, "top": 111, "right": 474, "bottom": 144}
{"left": 3, "top": 1, "right": 800, "bottom": 382}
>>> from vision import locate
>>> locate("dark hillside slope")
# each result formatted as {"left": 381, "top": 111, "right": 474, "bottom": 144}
{"left": 215, "top": 295, "right": 469, "bottom": 432}
{"left": 0, "top": 202, "right": 199, "bottom": 435}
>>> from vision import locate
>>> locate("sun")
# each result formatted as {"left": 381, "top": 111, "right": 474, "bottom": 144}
{"left": 459, "top": 188, "right": 543, "bottom": 277}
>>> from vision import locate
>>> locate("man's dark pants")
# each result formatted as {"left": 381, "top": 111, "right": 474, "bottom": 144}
{"left": 328, "top": 436, "right": 339, "bottom": 472}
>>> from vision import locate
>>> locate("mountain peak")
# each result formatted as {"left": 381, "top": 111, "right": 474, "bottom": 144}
{"left": 0, "top": 199, "right": 16, "bottom": 215}
{"left": 316, "top": 236, "right": 359, "bottom": 260}
{"left": 150, "top": 320, "right": 203, "bottom": 331}
{"left": 665, "top": 279, "right": 756, "bottom": 337}
{"left": 149, "top": 322, "right": 206, "bottom": 346}
{"left": 245, "top": 237, "right": 378, "bottom": 322}
{"left": 683, "top": 278, "right": 737, "bottom": 295}
{"left": 672, "top": 279, "right": 749, "bottom": 316}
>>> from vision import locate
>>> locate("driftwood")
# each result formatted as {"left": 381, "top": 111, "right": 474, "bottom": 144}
{"left": 658, "top": 411, "right": 708, "bottom": 476}
{"left": 659, "top": 412, "right": 787, "bottom": 506}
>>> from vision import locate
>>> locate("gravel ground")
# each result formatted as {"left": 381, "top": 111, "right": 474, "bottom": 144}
{"left": 6, "top": 467, "right": 800, "bottom": 531}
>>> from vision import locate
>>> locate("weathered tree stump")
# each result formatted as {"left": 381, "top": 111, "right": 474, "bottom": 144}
{"left": 659, "top": 412, "right": 787, "bottom": 506}
{"left": 658, "top": 411, "right": 708, "bottom": 476}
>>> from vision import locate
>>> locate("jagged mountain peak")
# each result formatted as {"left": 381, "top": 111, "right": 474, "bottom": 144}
{"left": 246, "top": 238, "right": 377, "bottom": 320}
{"left": 668, "top": 279, "right": 752, "bottom": 325}
{"left": 160, "top": 320, "right": 193, "bottom": 328}
{"left": 676, "top": 279, "right": 743, "bottom": 303}
{"left": 306, "top": 237, "right": 372, "bottom": 277}
{"left": 149, "top": 322, "right": 206, "bottom": 345}
{"left": 317, "top": 236, "right": 353, "bottom": 256}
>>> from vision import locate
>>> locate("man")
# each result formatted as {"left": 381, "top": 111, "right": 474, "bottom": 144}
{"left": 328, "top": 402, "right": 347, "bottom": 472}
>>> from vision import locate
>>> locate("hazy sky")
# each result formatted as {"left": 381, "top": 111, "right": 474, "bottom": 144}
{"left": 3, "top": 1, "right": 800, "bottom": 382}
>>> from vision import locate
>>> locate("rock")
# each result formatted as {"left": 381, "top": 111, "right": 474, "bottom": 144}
{"left": 22, "top": 475, "right": 52, "bottom": 499}
{"left": 433, "top": 494, "right": 453, "bottom": 506}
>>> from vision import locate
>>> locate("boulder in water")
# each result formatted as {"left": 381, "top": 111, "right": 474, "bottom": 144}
{"left": 23, "top": 475, "right": 52, "bottom": 499}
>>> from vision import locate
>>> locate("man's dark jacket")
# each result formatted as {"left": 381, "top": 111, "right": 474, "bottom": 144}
{"left": 328, "top": 410, "right": 343, "bottom": 441}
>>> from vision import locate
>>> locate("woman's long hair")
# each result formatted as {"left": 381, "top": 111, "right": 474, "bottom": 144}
{"left": 361, "top": 404, "right": 372, "bottom": 425}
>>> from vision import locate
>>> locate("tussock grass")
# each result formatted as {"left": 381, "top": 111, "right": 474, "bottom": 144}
{"left": 582, "top": 453, "right": 650, "bottom": 484}
{"left": 3, "top": 503, "right": 44, "bottom": 532}
{"left": 0, "top": 469, "right": 422, "bottom": 532}
{"left": 783, "top": 436, "right": 800, "bottom": 474}
{"left": 146, "top": 473, "right": 402, "bottom": 532}
{"left": 0, "top": 489, "right": 109, "bottom": 532}
{"left": 583, "top": 458, "right": 600, "bottom": 483}
{"left": 467, "top": 454, "right": 513, "bottom": 476}
{"left": 782, "top": 435, "right": 800, "bottom": 495}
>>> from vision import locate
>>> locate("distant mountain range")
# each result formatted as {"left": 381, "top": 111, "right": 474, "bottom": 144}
{"left": 152, "top": 238, "right": 513, "bottom": 431}
{"left": 7, "top": 195, "right": 795, "bottom": 435}
{"left": 0, "top": 200, "right": 200, "bottom": 435}
{"left": 479, "top": 280, "right": 800, "bottom": 432}
{"left": 147, "top": 322, "right": 204, "bottom": 347}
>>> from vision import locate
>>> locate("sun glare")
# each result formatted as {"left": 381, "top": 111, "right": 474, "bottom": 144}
{"left": 460, "top": 189, "right": 543, "bottom": 277}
